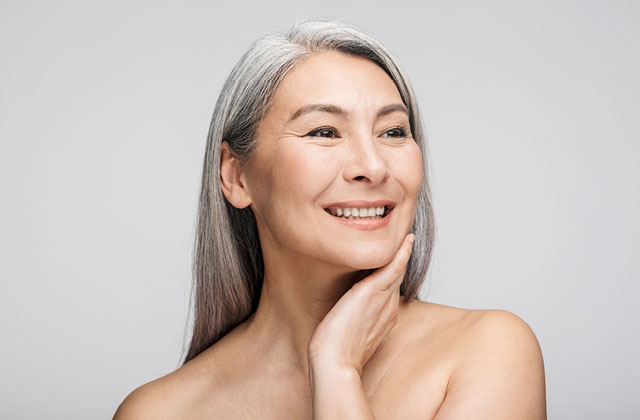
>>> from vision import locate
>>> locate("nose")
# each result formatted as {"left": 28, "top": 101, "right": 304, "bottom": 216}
{"left": 342, "top": 134, "right": 391, "bottom": 185}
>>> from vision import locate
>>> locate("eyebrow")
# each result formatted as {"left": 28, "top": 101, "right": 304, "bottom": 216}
{"left": 287, "top": 103, "right": 409, "bottom": 123}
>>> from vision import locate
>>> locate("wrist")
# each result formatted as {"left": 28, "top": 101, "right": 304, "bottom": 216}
{"left": 308, "top": 357, "right": 362, "bottom": 397}
{"left": 308, "top": 355, "right": 361, "bottom": 379}
{"left": 307, "top": 354, "right": 375, "bottom": 419}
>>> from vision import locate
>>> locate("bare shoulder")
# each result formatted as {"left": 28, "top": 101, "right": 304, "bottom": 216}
{"left": 409, "top": 301, "right": 547, "bottom": 419}
{"left": 112, "top": 356, "right": 227, "bottom": 420}
{"left": 398, "top": 299, "right": 480, "bottom": 343}
{"left": 404, "top": 300, "right": 543, "bottom": 353}
{"left": 112, "top": 325, "right": 252, "bottom": 420}
{"left": 112, "top": 367, "right": 196, "bottom": 420}
{"left": 112, "top": 373, "right": 181, "bottom": 420}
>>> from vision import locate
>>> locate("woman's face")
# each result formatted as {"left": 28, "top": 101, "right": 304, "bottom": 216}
{"left": 239, "top": 50, "right": 423, "bottom": 271}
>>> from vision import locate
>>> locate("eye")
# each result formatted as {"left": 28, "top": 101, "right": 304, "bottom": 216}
{"left": 305, "top": 126, "right": 339, "bottom": 138}
{"left": 382, "top": 126, "right": 410, "bottom": 138}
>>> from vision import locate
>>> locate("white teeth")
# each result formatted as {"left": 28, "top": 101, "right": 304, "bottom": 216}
{"left": 326, "top": 206, "right": 387, "bottom": 219}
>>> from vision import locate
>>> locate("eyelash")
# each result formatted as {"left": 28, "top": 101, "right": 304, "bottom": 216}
{"left": 305, "top": 125, "right": 411, "bottom": 139}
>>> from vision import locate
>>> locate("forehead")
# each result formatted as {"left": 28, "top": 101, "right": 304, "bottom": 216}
{"left": 265, "top": 50, "right": 405, "bottom": 124}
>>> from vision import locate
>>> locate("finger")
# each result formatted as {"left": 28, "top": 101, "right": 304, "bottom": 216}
{"left": 375, "top": 291, "right": 401, "bottom": 340}
{"left": 389, "top": 251, "right": 411, "bottom": 291}
{"left": 369, "top": 233, "right": 415, "bottom": 292}
{"left": 380, "top": 282, "right": 401, "bottom": 316}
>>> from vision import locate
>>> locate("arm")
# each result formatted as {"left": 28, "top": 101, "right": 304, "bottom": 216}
{"left": 308, "top": 358, "right": 376, "bottom": 420}
{"left": 433, "top": 310, "right": 547, "bottom": 420}
{"left": 306, "top": 233, "right": 416, "bottom": 420}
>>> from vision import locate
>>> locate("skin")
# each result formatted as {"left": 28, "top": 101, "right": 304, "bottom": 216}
{"left": 222, "top": 49, "right": 423, "bottom": 379}
{"left": 113, "top": 50, "right": 547, "bottom": 420}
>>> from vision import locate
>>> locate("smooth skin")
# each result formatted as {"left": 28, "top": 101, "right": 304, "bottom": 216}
{"left": 308, "top": 233, "right": 416, "bottom": 420}
{"left": 113, "top": 50, "right": 546, "bottom": 419}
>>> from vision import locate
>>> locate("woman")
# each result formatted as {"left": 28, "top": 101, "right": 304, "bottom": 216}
{"left": 114, "top": 19, "right": 546, "bottom": 419}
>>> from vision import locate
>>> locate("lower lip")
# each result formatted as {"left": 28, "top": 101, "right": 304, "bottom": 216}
{"left": 325, "top": 207, "right": 394, "bottom": 231}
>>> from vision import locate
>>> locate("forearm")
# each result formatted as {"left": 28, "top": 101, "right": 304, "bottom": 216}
{"left": 308, "top": 359, "right": 376, "bottom": 420}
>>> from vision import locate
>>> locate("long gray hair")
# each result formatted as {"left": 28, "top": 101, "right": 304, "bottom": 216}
{"left": 181, "top": 19, "right": 436, "bottom": 366}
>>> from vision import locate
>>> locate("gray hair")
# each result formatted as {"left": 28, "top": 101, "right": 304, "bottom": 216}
{"left": 181, "top": 18, "right": 436, "bottom": 365}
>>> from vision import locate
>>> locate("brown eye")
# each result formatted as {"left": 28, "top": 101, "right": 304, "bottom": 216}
{"left": 306, "top": 127, "right": 339, "bottom": 138}
{"left": 382, "top": 127, "right": 409, "bottom": 138}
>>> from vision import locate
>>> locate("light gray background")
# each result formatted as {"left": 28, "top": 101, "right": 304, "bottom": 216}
{"left": 1, "top": 1, "right": 638, "bottom": 419}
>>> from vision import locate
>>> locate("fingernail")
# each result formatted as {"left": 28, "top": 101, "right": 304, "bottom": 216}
{"left": 408, "top": 233, "right": 415, "bottom": 243}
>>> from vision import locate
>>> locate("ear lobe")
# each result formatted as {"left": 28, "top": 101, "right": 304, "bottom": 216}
{"left": 219, "top": 141, "right": 252, "bottom": 209}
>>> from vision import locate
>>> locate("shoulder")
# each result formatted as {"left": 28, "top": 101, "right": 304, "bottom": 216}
{"left": 112, "top": 360, "right": 226, "bottom": 420}
{"left": 410, "top": 302, "right": 547, "bottom": 419}
{"left": 404, "top": 300, "right": 543, "bottom": 355}
{"left": 112, "top": 330, "right": 249, "bottom": 420}
{"left": 455, "top": 307, "right": 546, "bottom": 380}
{"left": 112, "top": 374, "right": 180, "bottom": 420}
{"left": 464, "top": 308, "right": 543, "bottom": 350}
{"left": 457, "top": 307, "right": 545, "bottom": 378}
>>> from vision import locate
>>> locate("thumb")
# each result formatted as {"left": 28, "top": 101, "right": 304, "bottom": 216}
{"left": 367, "top": 233, "right": 415, "bottom": 292}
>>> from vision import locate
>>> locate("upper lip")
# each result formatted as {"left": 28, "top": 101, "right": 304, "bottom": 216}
{"left": 323, "top": 200, "right": 397, "bottom": 210}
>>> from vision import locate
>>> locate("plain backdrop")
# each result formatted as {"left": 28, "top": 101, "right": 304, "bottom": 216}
{"left": 1, "top": 0, "right": 638, "bottom": 418}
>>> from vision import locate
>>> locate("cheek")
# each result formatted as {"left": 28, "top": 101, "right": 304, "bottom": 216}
{"left": 272, "top": 145, "right": 332, "bottom": 197}
{"left": 257, "top": 145, "right": 337, "bottom": 249}
{"left": 392, "top": 143, "right": 423, "bottom": 195}
{"left": 251, "top": 145, "right": 333, "bottom": 231}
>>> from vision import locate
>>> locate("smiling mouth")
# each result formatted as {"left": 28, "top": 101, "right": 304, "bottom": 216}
{"left": 323, "top": 204, "right": 395, "bottom": 219}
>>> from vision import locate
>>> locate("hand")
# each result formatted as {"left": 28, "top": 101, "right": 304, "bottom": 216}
{"left": 307, "top": 233, "right": 416, "bottom": 376}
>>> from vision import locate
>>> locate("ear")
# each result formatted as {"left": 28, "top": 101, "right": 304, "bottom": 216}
{"left": 220, "top": 141, "right": 252, "bottom": 209}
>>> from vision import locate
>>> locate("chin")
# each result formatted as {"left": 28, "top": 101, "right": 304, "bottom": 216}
{"left": 340, "top": 244, "right": 395, "bottom": 270}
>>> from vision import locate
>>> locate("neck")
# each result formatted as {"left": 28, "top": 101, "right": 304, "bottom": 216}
{"left": 243, "top": 251, "right": 374, "bottom": 379}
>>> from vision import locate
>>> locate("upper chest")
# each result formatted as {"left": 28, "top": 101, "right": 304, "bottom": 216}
{"left": 206, "top": 316, "right": 461, "bottom": 419}
{"left": 218, "top": 352, "right": 448, "bottom": 420}
{"left": 186, "top": 302, "right": 471, "bottom": 420}
{"left": 199, "top": 355, "right": 450, "bottom": 420}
